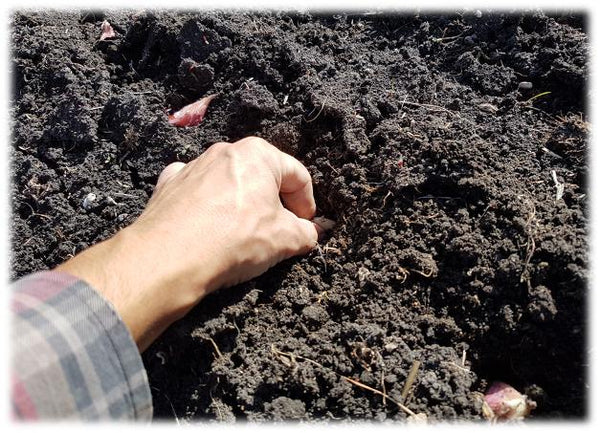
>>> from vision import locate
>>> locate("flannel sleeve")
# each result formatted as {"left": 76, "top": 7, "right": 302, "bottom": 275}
{"left": 11, "top": 270, "right": 153, "bottom": 421}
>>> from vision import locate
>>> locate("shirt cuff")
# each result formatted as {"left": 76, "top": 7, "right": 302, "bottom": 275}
{"left": 11, "top": 270, "right": 153, "bottom": 420}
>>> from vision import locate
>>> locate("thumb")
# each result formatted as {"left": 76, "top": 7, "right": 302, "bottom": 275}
{"left": 281, "top": 208, "right": 319, "bottom": 257}
{"left": 156, "top": 162, "right": 186, "bottom": 188}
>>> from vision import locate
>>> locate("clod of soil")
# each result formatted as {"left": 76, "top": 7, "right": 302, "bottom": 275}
{"left": 11, "top": 10, "right": 588, "bottom": 422}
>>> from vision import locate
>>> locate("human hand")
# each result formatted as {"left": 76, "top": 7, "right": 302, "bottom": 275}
{"left": 136, "top": 136, "right": 320, "bottom": 290}
{"left": 58, "top": 136, "right": 320, "bottom": 350}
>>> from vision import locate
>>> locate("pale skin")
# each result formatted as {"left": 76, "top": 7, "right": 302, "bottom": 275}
{"left": 58, "top": 136, "right": 321, "bottom": 351}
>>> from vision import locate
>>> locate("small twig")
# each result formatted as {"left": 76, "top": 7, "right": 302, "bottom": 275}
{"left": 401, "top": 360, "right": 421, "bottom": 402}
{"left": 271, "top": 345, "right": 420, "bottom": 418}
{"left": 151, "top": 386, "right": 181, "bottom": 425}
{"left": 305, "top": 98, "right": 327, "bottom": 123}
{"left": 416, "top": 195, "right": 459, "bottom": 201}
{"left": 232, "top": 319, "right": 241, "bottom": 337}
{"left": 520, "top": 199, "right": 537, "bottom": 284}
{"left": 112, "top": 192, "right": 137, "bottom": 198}
{"left": 316, "top": 291, "right": 329, "bottom": 304}
{"left": 129, "top": 90, "right": 155, "bottom": 96}
{"left": 397, "top": 267, "right": 410, "bottom": 284}
{"left": 444, "top": 361, "right": 472, "bottom": 374}
{"left": 22, "top": 202, "right": 52, "bottom": 221}
{"left": 323, "top": 246, "right": 342, "bottom": 255}
{"left": 399, "top": 100, "right": 461, "bottom": 118}
{"left": 404, "top": 130, "right": 425, "bottom": 140}
{"left": 210, "top": 391, "right": 224, "bottom": 421}
{"left": 105, "top": 196, "right": 120, "bottom": 206}
{"left": 344, "top": 376, "right": 418, "bottom": 417}
{"left": 206, "top": 337, "right": 223, "bottom": 360}
{"left": 431, "top": 33, "right": 464, "bottom": 43}
{"left": 271, "top": 345, "right": 322, "bottom": 369}
{"left": 118, "top": 150, "right": 132, "bottom": 164}
{"left": 324, "top": 160, "right": 340, "bottom": 175}
{"left": 115, "top": 179, "right": 132, "bottom": 189}
{"left": 380, "top": 191, "right": 393, "bottom": 209}
{"left": 517, "top": 104, "right": 562, "bottom": 126}
{"left": 541, "top": 147, "right": 563, "bottom": 159}
{"left": 524, "top": 91, "right": 552, "bottom": 104}
{"left": 409, "top": 267, "right": 434, "bottom": 278}
{"left": 551, "top": 170, "right": 564, "bottom": 201}
{"left": 240, "top": 77, "right": 254, "bottom": 90}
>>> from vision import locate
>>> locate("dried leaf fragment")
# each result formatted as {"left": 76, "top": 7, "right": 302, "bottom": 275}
{"left": 478, "top": 103, "right": 498, "bottom": 114}
{"left": 168, "top": 94, "right": 217, "bottom": 127}
{"left": 100, "top": 20, "right": 116, "bottom": 41}
{"left": 483, "top": 381, "right": 536, "bottom": 421}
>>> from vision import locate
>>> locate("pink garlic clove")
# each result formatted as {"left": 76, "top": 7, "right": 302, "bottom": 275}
{"left": 168, "top": 94, "right": 217, "bottom": 127}
{"left": 100, "top": 20, "right": 116, "bottom": 41}
{"left": 483, "top": 381, "right": 537, "bottom": 421}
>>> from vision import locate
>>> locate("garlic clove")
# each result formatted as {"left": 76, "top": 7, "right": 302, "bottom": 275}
{"left": 484, "top": 381, "right": 537, "bottom": 421}
{"left": 167, "top": 94, "right": 217, "bottom": 127}
{"left": 100, "top": 21, "right": 116, "bottom": 41}
{"left": 313, "top": 216, "right": 335, "bottom": 232}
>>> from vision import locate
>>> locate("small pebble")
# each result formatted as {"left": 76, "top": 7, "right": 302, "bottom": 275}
{"left": 357, "top": 266, "right": 371, "bottom": 282}
{"left": 384, "top": 342, "right": 398, "bottom": 352}
{"left": 518, "top": 81, "right": 533, "bottom": 90}
{"left": 82, "top": 192, "right": 97, "bottom": 210}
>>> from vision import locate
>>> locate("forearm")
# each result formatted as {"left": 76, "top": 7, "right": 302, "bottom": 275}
{"left": 57, "top": 226, "right": 209, "bottom": 351}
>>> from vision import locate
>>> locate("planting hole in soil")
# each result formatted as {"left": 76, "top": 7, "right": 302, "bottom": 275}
{"left": 10, "top": 10, "right": 588, "bottom": 422}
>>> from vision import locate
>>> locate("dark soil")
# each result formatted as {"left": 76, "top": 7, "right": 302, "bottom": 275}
{"left": 10, "top": 9, "right": 588, "bottom": 422}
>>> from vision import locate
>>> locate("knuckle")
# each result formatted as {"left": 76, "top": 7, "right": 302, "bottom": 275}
{"left": 237, "top": 136, "right": 274, "bottom": 154}
{"left": 243, "top": 136, "right": 270, "bottom": 147}
{"left": 209, "top": 141, "right": 230, "bottom": 153}
{"left": 235, "top": 137, "right": 278, "bottom": 166}
{"left": 210, "top": 141, "right": 240, "bottom": 161}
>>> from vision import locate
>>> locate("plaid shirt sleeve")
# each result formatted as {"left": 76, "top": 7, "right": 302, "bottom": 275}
{"left": 11, "top": 270, "right": 153, "bottom": 421}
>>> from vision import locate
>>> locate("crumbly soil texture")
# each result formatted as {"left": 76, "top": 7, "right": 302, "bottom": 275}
{"left": 11, "top": 10, "right": 588, "bottom": 422}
